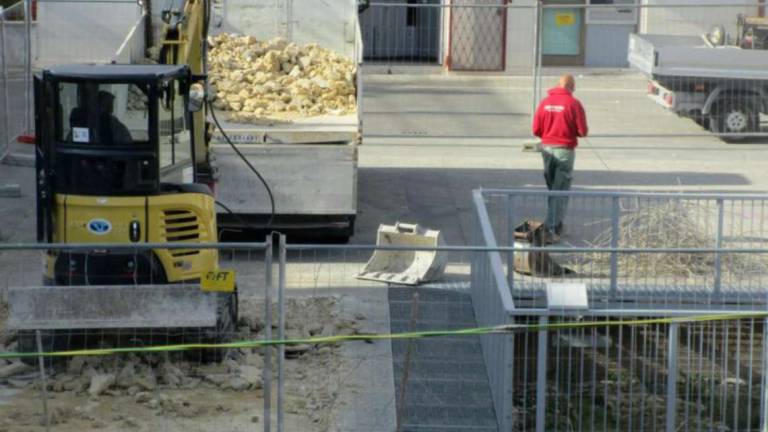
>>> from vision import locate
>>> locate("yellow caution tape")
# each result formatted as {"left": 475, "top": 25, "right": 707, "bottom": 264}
{"left": 2, "top": 312, "right": 766, "bottom": 360}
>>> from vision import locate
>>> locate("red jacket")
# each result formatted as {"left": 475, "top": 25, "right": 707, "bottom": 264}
{"left": 532, "top": 87, "right": 588, "bottom": 148}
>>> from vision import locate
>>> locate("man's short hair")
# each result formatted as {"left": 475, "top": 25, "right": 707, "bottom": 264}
{"left": 98, "top": 90, "right": 115, "bottom": 103}
{"left": 558, "top": 74, "right": 575, "bottom": 91}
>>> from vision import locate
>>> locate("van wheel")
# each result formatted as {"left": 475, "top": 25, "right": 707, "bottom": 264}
{"left": 709, "top": 98, "right": 758, "bottom": 141}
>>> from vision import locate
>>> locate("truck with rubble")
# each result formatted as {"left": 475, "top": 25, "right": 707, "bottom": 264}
{"left": 206, "top": 0, "right": 362, "bottom": 241}
{"left": 16, "top": 0, "right": 363, "bottom": 240}
{"left": 627, "top": 16, "right": 768, "bottom": 139}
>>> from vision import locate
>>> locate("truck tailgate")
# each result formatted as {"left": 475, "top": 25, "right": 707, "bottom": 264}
{"left": 627, "top": 33, "right": 657, "bottom": 77}
{"left": 211, "top": 114, "right": 359, "bottom": 145}
{"left": 214, "top": 143, "right": 357, "bottom": 216}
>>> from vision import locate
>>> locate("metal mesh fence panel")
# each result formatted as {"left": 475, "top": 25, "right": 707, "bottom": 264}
{"left": 0, "top": 1, "right": 31, "bottom": 151}
{"left": 284, "top": 243, "right": 498, "bottom": 431}
{"left": 0, "top": 242, "right": 279, "bottom": 431}
{"left": 35, "top": 0, "right": 143, "bottom": 68}
{"left": 478, "top": 189, "right": 768, "bottom": 311}
{"left": 503, "top": 316, "right": 768, "bottom": 432}
{"left": 473, "top": 188, "right": 768, "bottom": 431}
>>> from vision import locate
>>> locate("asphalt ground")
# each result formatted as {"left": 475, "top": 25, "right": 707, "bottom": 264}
{"left": 3, "top": 70, "right": 768, "bottom": 246}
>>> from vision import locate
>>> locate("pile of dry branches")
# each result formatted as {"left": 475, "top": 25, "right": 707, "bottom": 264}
{"left": 584, "top": 201, "right": 768, "bottom": 277}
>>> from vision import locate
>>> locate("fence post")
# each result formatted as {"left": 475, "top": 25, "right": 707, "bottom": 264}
{"left": 665, "top": 323, "right": 679, "bottom": 432}
{"left": 35, "top": 330, "right": 51, "bottom": 432}
{"left": 503, "top": 325, "right": 514, "bottom": 432}
{"left": 0, "top": 9, "right": 10, "bottom": 158}
{"left": 610, "top": 196, "right": 619, "bottom": 298}
{"left": 535, "top": 316, "right": 548, "bottom": 432}
{"left": 760, "top": 317, "right": 768, "bottom": 431}
{"left": 535, "top": 0, "right": 543, "bottom": 110}
{"left": 714, "top": 199, "right": 724, "bottom": 296}
{"left": 277, "top": 233, "right": 286, "bottom": 432}
{"left": 285, "top": 0, "right": 293, "bottom": 42}
{"left": 530, "top": 0, "right": 541, "bottom": 118}
{"left": 507, "top": 194, "right": 515, "bottom": 288}
{"left": 263, "top": 235, "right": 273, "bottom": 432}
{"left": 24, "top": 0, "right": 32, "bottom": 135}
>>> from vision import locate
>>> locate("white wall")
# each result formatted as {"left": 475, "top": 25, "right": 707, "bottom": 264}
{"left": 505, "top": 0, "right": 537, "bottom": 74}
{"left": 35, "top": 2, "right": 142, "bottom": 67}
{"left": 213, "top": 0, "right": 359, "bottom": 60}
{"left": 640, "top": 0, "right": 759, "bottom": 38}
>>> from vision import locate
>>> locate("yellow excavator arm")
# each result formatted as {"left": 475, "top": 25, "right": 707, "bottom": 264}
{"left": 156, "top": 0, "right": 212, "bottom": 183}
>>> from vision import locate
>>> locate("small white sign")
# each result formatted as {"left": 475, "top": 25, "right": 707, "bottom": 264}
{"left": 72, "top": 127, "right": 90, "bottom": 143}
{"left": 546, "top": 282, "right": 588, "bottom": 310}
{"left": 182, "top": 167, "right": 194, "bottom": 184}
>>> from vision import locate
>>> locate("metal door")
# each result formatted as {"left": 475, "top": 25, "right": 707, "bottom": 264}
{"left": 361, "top": 0, "right": 441, "bottom": 62}
{"left": 542, "top": 7, "right": 583, "bottom": 56}
{"left": 449, "top": 0, "right": 507, "bottom": 71}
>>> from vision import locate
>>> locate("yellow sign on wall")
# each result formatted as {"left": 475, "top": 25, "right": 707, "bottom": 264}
{"left": 555, "top": 12, "right": 575, "bottom": 27}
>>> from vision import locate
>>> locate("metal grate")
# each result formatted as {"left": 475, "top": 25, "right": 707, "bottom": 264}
{"left": 449, "top": 0, "right": 507, "bottom": 71}
{"left": 162, "top": 209, "right": 202, "bottom": 244}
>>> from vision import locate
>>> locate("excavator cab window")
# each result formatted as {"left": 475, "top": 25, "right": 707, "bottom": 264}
{"left": 158, "top": 79, "right": 192, "bottom": 169}
{"left": 52, "top": 80, "right": 156, "bottom": 196}
{"left": 57, "top": 82, "right": 150, "bottom": 146}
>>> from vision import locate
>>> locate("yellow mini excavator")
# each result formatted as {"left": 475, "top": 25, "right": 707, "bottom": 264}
{"left": 7, "top": 0, "right": 237, "bottom": 361}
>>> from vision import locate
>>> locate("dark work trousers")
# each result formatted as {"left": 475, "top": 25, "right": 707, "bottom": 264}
{"left": 541, "top": 146, "right": 575, "bottom": 234}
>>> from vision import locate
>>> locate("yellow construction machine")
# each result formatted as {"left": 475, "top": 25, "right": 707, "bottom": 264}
{"left": 8, "top": 0, "right": 237, "bottom": 361}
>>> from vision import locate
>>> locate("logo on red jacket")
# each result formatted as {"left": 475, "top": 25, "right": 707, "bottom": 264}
{"left": 544, "top": 105, "right": 565, "bottom": 113}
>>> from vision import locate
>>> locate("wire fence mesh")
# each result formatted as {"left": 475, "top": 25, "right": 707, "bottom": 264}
{"left": 0, "top": 232, "right": 767, "bottom": 430}
{"left": 505, "top": 316, "right": 768, "bottom": 432}
{"left": 473, "top": 187, "right": 768, "bottom": 432}
{"left": 0, "top": 242, "right": 280, "bottom": 432}
{"left": 283, "top": 243, "right": 497, "bottom": 431}
{"left": 478, "top": 189, "right": 768, "bottom": 310}
{"left": 360, "top": 1, "right": 768, "bottom": 140}
{"left": 0, "top": 1, "right": 32, "bottom": 152}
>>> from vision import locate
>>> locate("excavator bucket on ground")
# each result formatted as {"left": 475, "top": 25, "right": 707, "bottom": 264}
{"left": 357, "top": 223, "right": 447, "bottom": 285}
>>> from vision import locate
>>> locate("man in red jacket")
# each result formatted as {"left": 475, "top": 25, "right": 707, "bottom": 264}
{"left": 532, "top": 74, "right": 588, "bottom": 243}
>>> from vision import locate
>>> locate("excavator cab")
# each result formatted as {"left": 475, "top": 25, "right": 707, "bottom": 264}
{"left": 9, "top": 64, "right": 235, "bottom": 361}
{"left": 738, "top": 15, "right": 768, "bottom": 50}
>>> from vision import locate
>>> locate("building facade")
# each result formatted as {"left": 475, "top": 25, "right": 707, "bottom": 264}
{"left": 360, "top": 0, "right": 764, "bottom": 72}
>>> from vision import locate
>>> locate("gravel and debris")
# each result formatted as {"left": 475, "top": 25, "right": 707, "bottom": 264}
{"left": 0, "top": 296, "right": 368, "bottom": 431}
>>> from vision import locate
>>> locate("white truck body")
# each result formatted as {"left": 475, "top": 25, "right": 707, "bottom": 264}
{"left": 628, "top": 33, "right": 768, "bottom": 137}
{"left": 209, "top": 0, "right": 362, "bottom": 238}
{"left": 628, "top": 33, "right": 768, "bottom": 81}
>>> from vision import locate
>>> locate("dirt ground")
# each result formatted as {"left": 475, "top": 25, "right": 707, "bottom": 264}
{"left": 0, "top": 296, "right": 369, "bottom": 432}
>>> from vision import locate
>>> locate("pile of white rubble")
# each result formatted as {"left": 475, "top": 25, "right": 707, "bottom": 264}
{"left": 208, "top": 34, "right": 357, "bottom": 122}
